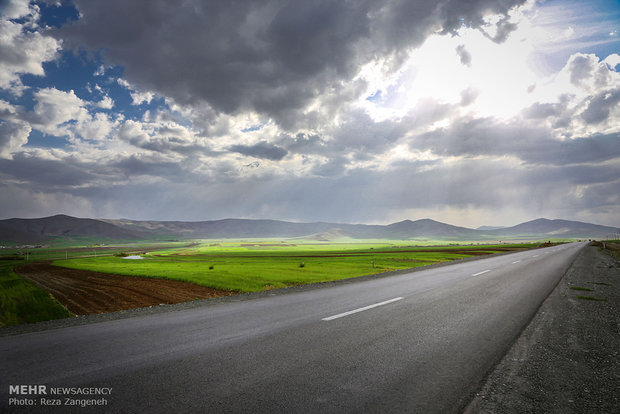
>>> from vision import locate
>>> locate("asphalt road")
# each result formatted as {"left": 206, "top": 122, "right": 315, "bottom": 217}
{"left": 1, "top": 242, "right": 586, "bottom": 413}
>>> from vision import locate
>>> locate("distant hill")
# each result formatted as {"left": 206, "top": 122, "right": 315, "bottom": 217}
{"left": 383, "top": 219, "right": 481, "bottom": 239}
{"left": 299, "top": 228, "right": 352, "bottom": 242}
{"left": 0, "top": 215, "right": 617, "bottom": 244}
{"left": 0, "top": 214, "right": 141, "bottom": 244}
{"left": 484, "top": 218, "right": 619, "bottom": 240}
{"left": 476, "top": 225, "right": 506, "bottom": 231}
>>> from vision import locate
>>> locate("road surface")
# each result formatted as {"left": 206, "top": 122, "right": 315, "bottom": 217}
{"left": 0, "top": 242, "right": 586, "bottom": 413}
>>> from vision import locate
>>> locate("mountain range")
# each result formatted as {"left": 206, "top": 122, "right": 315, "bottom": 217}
{"left": 0, "top": 215, "right": 618, "bottom": 244}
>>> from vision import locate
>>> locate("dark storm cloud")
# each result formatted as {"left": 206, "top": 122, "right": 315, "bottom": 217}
{"left": 0, "top": 150, "right": 201, "bottom": 197}
{"left": 280, "top": 132, "right": 326, "bottom": 154}
{"left": 0, "top": 153, "right": 97, "bottom": 188}
{"left": 330, "top": 110, "right": 408, "bottom": 155}
{"left": 325, "top": 100, "right": 454, "bottom": 160}
{"left": 57, "top": 0, "right": 526, "bottom": 128}
{"left": 124, "top": 135, "right": 216, "bottom": 157}
{"left": 412, "top": 116, "right": 620, "bottom": 166}
{"left": 229, "top": 141, "right": 288, "bottom": 160}
{"left": 111, "top": 155, "right": 193, "bottom": 179}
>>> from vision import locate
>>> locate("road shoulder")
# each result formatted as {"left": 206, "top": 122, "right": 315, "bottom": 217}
{"left": 464, "top": 245, "right": 620, "bottom": 413}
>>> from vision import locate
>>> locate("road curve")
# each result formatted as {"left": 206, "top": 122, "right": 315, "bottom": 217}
{"left": 0, "top": 242, "right": 586, "bottom": 413}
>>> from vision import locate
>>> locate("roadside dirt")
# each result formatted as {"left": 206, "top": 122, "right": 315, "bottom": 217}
{"left": 15, "top": 262, "right": 237, "bottom": 316}
{"left": 464, "top": 244, "right": 620, "bottom": 413}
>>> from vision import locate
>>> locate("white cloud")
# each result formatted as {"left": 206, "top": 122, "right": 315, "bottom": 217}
{"left": 0, "top": 5, "right": 61, "bottom": 94}
{"left": 93, "top": 64, "right": 106, "bottom": 76}
{"left": 116, "top": 78, "right": 155, "bottom": 105}
{"left": 0, "top": 119, "right": 30, "bottom": 158}
{"left": 1, "top": 0, "right": 31, "bottom": 20}
{"left": 96, "top": 94, "right": 114, "bottom": 109}
{"left": 27, "top": 88, "right": 89, "bottom": 136}
{"left": 75, "top": 112, "right": 118, "bottom": 142}
{"left": 604, "top": 54, "right": 620, "bottom": 70}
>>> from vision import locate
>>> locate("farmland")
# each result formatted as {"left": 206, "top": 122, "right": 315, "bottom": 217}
{"left": 2, "top": 240, "right": 552, "bottom": 326}
{"left": 54, "top": 240, "right": 541, "bottom": 292}
{"left": 0, "top": 258, "right": 72, "bottom": 327}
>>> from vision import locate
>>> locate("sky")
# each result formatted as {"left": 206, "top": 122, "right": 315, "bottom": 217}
{"left": 0, "top": 0, "right": 619, "bottom": 228}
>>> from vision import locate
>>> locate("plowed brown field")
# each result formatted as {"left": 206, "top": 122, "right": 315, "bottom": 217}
{"left": 15, "top": 262, "right": 237, "bottom": 316}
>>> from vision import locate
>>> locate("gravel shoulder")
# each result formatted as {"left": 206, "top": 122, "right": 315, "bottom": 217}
{"left": 464, "top": 244, "right": 620, "bottom": 413}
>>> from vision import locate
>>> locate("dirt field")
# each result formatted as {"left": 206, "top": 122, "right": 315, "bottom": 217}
{"left": 15, "top": 262, "right": 237, "bottom": 316}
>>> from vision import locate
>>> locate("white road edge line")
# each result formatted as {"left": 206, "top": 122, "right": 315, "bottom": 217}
{"left": 322, "top": 297, "right": 404, "bottom": 321}
{"left": 472, "top": 269, "right": 491, "bottom": 277}
{"left": 511, "top": 260, "right": 521, "bottom": 264}
{"left": 532, "top": 255, "right": 539, "bottom": 257}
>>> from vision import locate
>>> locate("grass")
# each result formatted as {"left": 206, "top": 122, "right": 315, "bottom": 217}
{"left": 574, "top": 296, "right": 607, "bottom": 302}
{"left": 54, "top": 242, "right": 540, "bottom": 293}
{"left": 1, "top": 240, "right": 543, "bottom": 326}
{"left": 0, "top": 259, "right": 73, "bottom": 327}
{"left": 570, "top": 286, "right": 594, "bottom": 292}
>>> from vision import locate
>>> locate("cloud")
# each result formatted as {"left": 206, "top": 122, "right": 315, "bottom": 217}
{"left": 0, "top": 182, "right": 95, "bottom": 219}
{"left": 0, "top": 151, "right": 99, "bottom": 188}
{"left": 2, "top": 0, "right": 619, "bottom": 228}
{"left": 580, "top": 88, "right": 620, "bottom": 124}
{"left": 96, "top": 95, "right": 114, "bottom": 109}
{"left": 604, "top": 54, "right": 620, "bottom": 70}
{"left": 25, "top": 88, "right": 90, "bottom": 136}
{"left": 522, "top": 101, "right": 567, "bottom": 120}
{"left": 0, "top": 99, "right": 30, "bottom": 157}
{"left": 0, "top": 4, "right": 61, "bottom": 93}
{"left": 6, "top": 87, "right": 121, "bottom": 145}
{"left": 459, "top": 87, "right": 479, "bottom": 106}
{"left": 412, "top": 115, "right": 620, "bottom": 166}
{"left": 117, "top": 119, "right": 216, "bottom": 157}
{"left": 116, "top": 78, "right": 154, "bottom": 105}
{"left": 481, "top": 16, "right": 518, "bottom": 43}
{"left": 567, "top": 53, "right": 612, "bottom": 90}
{"left": 56, "top": 0, "right": 527, "bottom": 129}
{"left": 0, "top": 119, "right": 31, "bottom": 158}
{"left": 521, "top": 52, "right": 620, "bottom": 135}
{"left": 229, "top": 141, "right": 288, "bottom": 161}
{"left": 110, "top": 154, "right": 192, "bottom": 180}
{"left": 455, "top": 44, "right": 472, "bottom": 67}
{"left": 1, "top": 0, "right": 31, "bottom": 19}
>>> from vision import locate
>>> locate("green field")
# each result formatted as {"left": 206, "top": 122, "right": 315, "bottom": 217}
{"left": 1, "top": 240, "right": 548, "bottom": 326}
{"left": 0, "top": 241, "right": 189, "bottom": 327}
{"left": 0, "top": 258, "right": 72, "bottom": 327}
{"left": 54, "top": 241, "right": 542, "bottom": 292}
